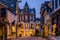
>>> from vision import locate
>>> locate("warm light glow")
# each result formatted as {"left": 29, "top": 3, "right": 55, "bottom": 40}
{"left": 7, "top": 25, "right": 11, "bottom": 39}
{"left": 36, "top": 23, "right": 40, "bottom": 29}
{"left": 44, "top": 26, "right": 49, "bottom": 36}
{"left": 19, "top": 23, "right": 24, "bottom": 28}
{"left": 0, "top": 28, "right": 2, "bottom": 36}
{"left": 31, "top": 24, "right": 34, "bottom": 28}
{"left": 18, "top": 28, "right": 24, "bottom": 37}
{"left": 52, "top": 24, "right": 56, "bottom": 36}
{"left": 12, "top": 25, "right": 16, "bottom": 32}
{"left": 25, "top": 23, "right": 28, "bottom": 28}
{"left": 29, "top": 29, "right": 35, "bottom": 36}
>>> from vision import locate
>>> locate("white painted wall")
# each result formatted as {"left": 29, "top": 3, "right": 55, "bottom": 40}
{"left": 7, "top": 10, "right": 17, "bottom": 24}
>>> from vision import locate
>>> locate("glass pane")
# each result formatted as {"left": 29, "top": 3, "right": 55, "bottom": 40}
{"left": 59, "top": 0, "right": 60, "bottom": 6}
{"left": 52, "top": 0, "right": 54, "bottom": 10}
{"left": 1, "top": 8, "right": 6, "bottom": 18}
{"left": 55, "top": 0, "right": 58, "bottom": 9}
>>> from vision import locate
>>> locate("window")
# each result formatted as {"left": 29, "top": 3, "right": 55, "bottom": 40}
{"left": 55, "top": 0, "right": 58, "bottom": 9}
{"left": 30, "top": 24, "right": 34, "bottom": 29}
{"left": 1, "top": 8, "right": 6, "bottom": 18}
{"left": 28, "top": 16, "right": 29, "bottom": 21}
{"left": 52, "top": 0, "right": 54, "bottom": 10}
{"left": 30, "top": 16, "right": 33, "bottom": 21}
{"left": 12, "top": 25, "right": 16, "bottom": 34}
{"left": 25, "top": 23, "right": 28, "bottom": 28}
{"left": 33, "top": 16, "right": 34, "bottom": 21}
{"left": 36, "top": 24, "right": 40, "bottom": 29}
{"left": 31, "top": 11, "right": 33, "bottom": 13}
{"left": 25, "top": 15, "right": 28, "bottom": 20}
{"left": 59, "top": 0, "right": 60, "bottom": 6}
{"left": 22, "top": 16, "right": 24, "bottom": 21}
{"left": 19, "top": 23, "right": 24, "bottom": 28}
{"left": 21, "top": 11, "right": 23, "bottom": 13}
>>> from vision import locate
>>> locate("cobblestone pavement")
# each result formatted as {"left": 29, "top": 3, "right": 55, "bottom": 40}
{"left": 8, "top": 37, "right": 46, "bottom": 40}
{"left": 8, "top": 36, "right": 60, "bottom": 40}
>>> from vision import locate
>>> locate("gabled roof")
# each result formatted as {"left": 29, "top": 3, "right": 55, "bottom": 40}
{"left": 24, "top": 2, "right": 29, "bottom": 7}
{"left": 0, "top": 3, "right": 8, "bottom": 8}
{"left": 0, "top": 2, "right": 16, "bottom": 15}
{"left": 1, "top": 0, "right": 17, "bottom": 15}
{"left": 20, "top": 8, "right": 35, "bottom": 13}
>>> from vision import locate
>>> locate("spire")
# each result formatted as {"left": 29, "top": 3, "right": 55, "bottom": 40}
{"left": 24, "top": 2, "right": 29, "bottom": 7}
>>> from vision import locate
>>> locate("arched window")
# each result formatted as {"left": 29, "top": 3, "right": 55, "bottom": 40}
{"left": 18, "top": 23, "right": 24, "bottom": 28}
{"left": 30, "top": 24, "right": 34, "bottom": 29}
{"left": 25, "top": 23, "right": 28, "bottom": 28}
{"left": 36, "top": 23, "right": 40, "bottom": 29}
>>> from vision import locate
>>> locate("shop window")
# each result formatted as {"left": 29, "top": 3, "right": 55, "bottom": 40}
{"left": 52, "top": 24, "right": 56, "bottom": 36}
{"left": 12, "top": 25, "right": 16, "bottom": 34}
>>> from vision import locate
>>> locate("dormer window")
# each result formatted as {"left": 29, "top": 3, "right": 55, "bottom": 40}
{"left": 31, "top": 11, "right": 33, "bottom": 13}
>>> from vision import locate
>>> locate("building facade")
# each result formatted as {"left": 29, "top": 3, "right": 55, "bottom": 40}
{"left": 0, "top": 0, "right": 41, "bottom": 40}
{"left": 0, "top": 0, "right": 17, "bottom": 40}
{"left": 51, "top": 0, "right": 60, "bottom": 36}
{"left": 40, "top": 1, "right": 52, "bottom": 37}
{"left": 16, "top": 2, "right": 40, "bottom": 37}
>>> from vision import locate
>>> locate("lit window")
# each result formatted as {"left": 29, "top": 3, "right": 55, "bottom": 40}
{"left": 19, "top": 24, "right": 24, "bottom": 28}
{"left": 36, "top": 24, "right": 40, "bottom": 29}
{"left": 44, "top": 26, "right": 49, "bottom": 36}
{"left": 12, "top": 26, "right": 16, "bottom": 32}
{"left": 25, "top": 23, "right": 28, "bottom": 28}
{"left": 30, "top": 29, "right": 34, "bottom": 36}
{"left": 52, "top": 24, "right": 56, "bottom": 36}
{"left": 12, "top": 25, "right": 16, "bottom": 34}
{"left": 30, "top": 24, "right": 34, "bottom": 29}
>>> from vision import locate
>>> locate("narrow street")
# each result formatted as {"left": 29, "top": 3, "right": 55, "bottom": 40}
{"left": 9, "top": 37, "right": 46, "bottom": 40}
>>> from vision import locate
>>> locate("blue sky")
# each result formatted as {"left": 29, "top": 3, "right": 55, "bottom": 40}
{"left": 19, "top": 0, "right": 50, "bottom": 18}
